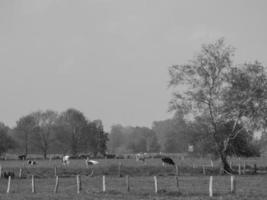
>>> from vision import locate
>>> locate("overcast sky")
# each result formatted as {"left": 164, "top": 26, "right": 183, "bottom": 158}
{"left": 0, "top": 0, "right": 266, "bottom": 131}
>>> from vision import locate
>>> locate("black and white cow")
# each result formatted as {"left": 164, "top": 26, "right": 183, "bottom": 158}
{"left": 27, "top": 160, "right": 37, "bottom": 166}
{"left": 62, "top": 155, "right": 70, "bottom": 166}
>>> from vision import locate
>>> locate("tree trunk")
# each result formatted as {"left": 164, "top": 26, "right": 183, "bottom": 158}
{"left": 219, "top": 151, "right": 233, "bottom": 174}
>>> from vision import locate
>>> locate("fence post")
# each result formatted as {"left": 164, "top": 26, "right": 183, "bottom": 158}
{"left": 102, "top": 176, "right": 106, "bottom": 192}
{"left": 154, "top": 176, "right": 158, "bottom": 194}
{"left": 126, "top": 175, "right": 130, "bottom": 192}
{"left": 19, "top": 168, "right": 22, "bottom": 178}
{"left": 118, "top": 162, "right": 122, "bottom": 177}
{"left": 32, "top": 175, "right": 35, "bottom": 193}
{"left": 254, "top": 164, "right": 257, "bottom": 174}
{"left": 209, "top": 176, "right": 213, "bottom": 197}
{"left": 238, "top": 163, "right": 241, "bottom": 175}
{"left": 230, "top": 176, "right": 236, "bottom": 194}
{"left": 210, "top": 160, "right": 214, "bottom": 168}
{"left": 76, "top": 175, "right": 81, "bottom": 194}
{"left": 54, "top": 176, "right": 59, "bottom": 193}
{"left": 175, "top": 175, "right": 179, "bottom": 192}
{"left": 54, "top": 166, "right": 57, "bottom": 177}
{"left": 243, "top": 161, "right": 246, "bottom": 175}
{"left": 0, "top": 165, "right": 2, "bottom": 178}
{"left": 6, "top": 176, "right": 11, "bottom": 193}
{"left": 202, "top": 165, "right": 206, "bottom": 175}
{"left": 175, "top": 165, "right": 179, "bottom": 176}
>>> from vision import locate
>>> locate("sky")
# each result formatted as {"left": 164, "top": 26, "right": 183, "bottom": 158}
{"left": 0, "top": 0, "right": 267, "bottom": 131}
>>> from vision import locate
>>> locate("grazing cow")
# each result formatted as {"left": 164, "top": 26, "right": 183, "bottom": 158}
{"left": 3, "top": 172, "right": 15, "bottom": 179}
{"left": 18, "top": 154, "right": 26, "bottom": 160}
{"left": 161, "top": 156, "right": 175, "bottom": 166}
{"left": 62, "top": 155, "right": 70, "bottom": 166}
{"left": 85, "top": 158, "right": 99, "bottom": 167}
{"left": 27, "top": 160, "right": 37, "bottom": 166}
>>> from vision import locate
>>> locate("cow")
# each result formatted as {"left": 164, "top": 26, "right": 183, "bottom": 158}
{"left": 85, "top": 158, "right": 99, "bottom": 167}
{"left": 62, "top": 155, "right": 70, "bottom": 166}
{"left": 161, "top": 156, "right": 175, "bottom": 166}
{"left": 27, "top": 160, "right": 37, "bottom": 166}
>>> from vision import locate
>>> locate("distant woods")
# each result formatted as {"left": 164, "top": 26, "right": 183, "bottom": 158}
{"left": 0, "top": 108, "right": 108, "bottom": 158}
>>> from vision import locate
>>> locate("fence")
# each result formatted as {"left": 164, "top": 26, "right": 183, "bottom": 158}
{"left": 0, "top": 174, "right": 239, "bottom": 196}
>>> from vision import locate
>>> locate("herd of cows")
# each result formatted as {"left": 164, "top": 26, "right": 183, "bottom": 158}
{"left": 0, "top": 153, "right": 177, "bottom": 179}
{"left": 15, "top": 152, "right": 176, "bottom": 167}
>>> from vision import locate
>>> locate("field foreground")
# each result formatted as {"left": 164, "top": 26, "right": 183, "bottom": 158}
{"left": 0, "top": 175, "right": 266, "bottom": 200}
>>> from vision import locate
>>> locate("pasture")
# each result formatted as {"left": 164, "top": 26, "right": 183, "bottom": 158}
{"left": 0, "top": 156, "right": 267, "bottom": 199}
{"left": 0, "top": 175, "right": 267, "bottom": 200}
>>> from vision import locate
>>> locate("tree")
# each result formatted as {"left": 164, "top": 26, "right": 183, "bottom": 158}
{"left": 127, "top": 127, "right": 160, "bottom": 153}
{"left": 108, "top": 125, "right": 133, "bottom": 154}
{"left": 57, "top": 108, "right": 87, "bottom": 156}
{"left": 30, "top": 110, "right": 58, "bottom": 159}
{"left": 188, "top": 118, "right": 260, "bottom": 157}
{"left": 108, "top": 124, "right": 125, "bottom": 153}
{"left": 169, "top": 38, "right": 267, "bottom": 173}
{"left": 94, "top": 120, "right": 109, "bottom": 156}
{"left": 0, "top": 122, "right": 15, "bottom": 156}
{"left": 153, "top": 112, "right": 191, "bottom": 153}
{"left": 14, "top": 114, "right": 37, "bottom": 156}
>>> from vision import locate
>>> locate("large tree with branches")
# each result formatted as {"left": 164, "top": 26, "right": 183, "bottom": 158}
{"left": 169, "top": 39, "right": 267, "bottom": 173}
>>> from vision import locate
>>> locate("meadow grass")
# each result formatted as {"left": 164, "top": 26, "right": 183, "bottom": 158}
{"left": 0, "top": 175, "right": 267, "bottom": 200}
{"left": 0, "top": 157, "right": 266, "bottom": 199}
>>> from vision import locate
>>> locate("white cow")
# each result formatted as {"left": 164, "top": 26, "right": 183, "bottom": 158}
{"left": 62, "top": 155, "right": 70, "bottom": 166}
{"left": 85, "top": 158, "right": 99, "bottom": 167}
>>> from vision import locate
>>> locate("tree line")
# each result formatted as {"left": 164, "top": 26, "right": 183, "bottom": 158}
{"left": 0, "top": 108, "right": 108, "bottom": 159}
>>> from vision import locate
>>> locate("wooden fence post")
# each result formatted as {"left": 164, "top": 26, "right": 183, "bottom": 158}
{"left": 154, "top": 176, "right": 158, "bottom": 194}
{"left": 254, "top": 164, "right": 257, "bottom": 174}
{"left": 230, "top": 176, "right": 236, "bottom": 194}
{"left": 243, "top": 161, "right": 246, "bottom": 175}
{"left": 175, "top": 175, "right": 179, "bottom": 192}
{"left": 209, "top": 176, "right": 213, "bottom": 197}
{"left": 202, "top": 165, "right": 206, "bottom": 175}
{"left": 32, "top": 175, "right": 35, "bottom": 193}
{"left": 19, "top": 168, "right": 22, "bottom": 178}
{"left": 76, "top": 175, "right": 81, "bottom": 194}
{"left": 210, "top": 160, "right": 214, "bottom": 168}
{"left": 118, "top": 162, "right": 122, "bottom": 177}
{"left": 175, "top": 165, "right": 179, "bottom": 176}
{"left": 54, "top": 166, "right": 57, "bottom": 177}
{"left": 126, "top": 175, "right": 130, "bottom": 192}
{"left": 54, "top": 176, "right": 59, "bottom": 193}
{"left": 102, "top": 176, "right": 106, "bottom": 192}
{"left": 6, "top": 176, "right": 11, "bottom": 193}
{"left": 238, "top": 163, "right": 241, "bottom": 175}
{"left": 0, "top": 165, "right": 2, "bottom": 178}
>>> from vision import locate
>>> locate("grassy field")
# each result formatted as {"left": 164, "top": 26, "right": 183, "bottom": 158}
{"left": 0, "top": 157, "right": 267, "bottom": 199}
{"left": 0, "top": 175, "right": 267, "bottom": 200}
{"left": 1, "top": 156, "right": 267, "bottom": 178}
